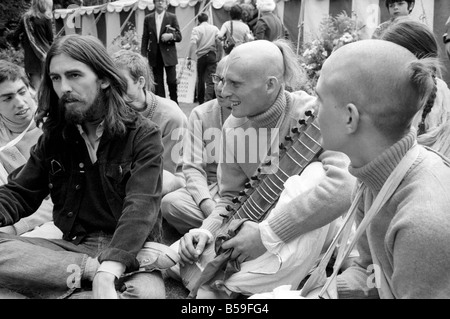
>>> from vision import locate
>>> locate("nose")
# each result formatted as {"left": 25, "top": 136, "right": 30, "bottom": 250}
{"left": 220, "top": 81, "right": 232, "bottom": 99}
{"left": 60, "top": 77, "right": 72, "bottom": 94}
{"left": 13, "top": 94, "right": 27, "bottom": 109}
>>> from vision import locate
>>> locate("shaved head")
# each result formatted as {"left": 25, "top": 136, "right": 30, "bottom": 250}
{"left": 320, "top": 39, "right": 421, "bottom": 136}
{"left": 227, "top": 40, "right": 284, "bottom": 81}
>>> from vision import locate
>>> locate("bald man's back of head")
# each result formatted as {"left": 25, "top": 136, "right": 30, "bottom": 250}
{"left": 321, "top": 39, "right": 437, "bottom": 138}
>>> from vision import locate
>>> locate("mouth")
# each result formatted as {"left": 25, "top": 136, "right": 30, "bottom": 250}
{"left": 231, "top": 101, "right": 241, "bottom": 107}
{"left": 16, "top": 109, "right": 29, "bottom": 116}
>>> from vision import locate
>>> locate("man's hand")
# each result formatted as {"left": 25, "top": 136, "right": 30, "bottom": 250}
{"left": 92, "top": 272, "right": 118, "bottom": 299}
{"left": 161, "top": 33, "right": 173, "bottom": 42}
{"left": 178, "top": 231, "right": 210, "bottom": 267}
{"left": 220, "top": 221, "right": 267, "bottom": 264}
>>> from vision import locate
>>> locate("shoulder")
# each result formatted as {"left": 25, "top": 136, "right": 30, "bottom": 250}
{"left": 154, "top": 96, "right": 188, "bottom": 125}
{"left": 191, "top": 100, "right": 219, "bottom": 118}
{"left": 144, "top": 13, "right": 155, "bottom": 20}
{"left": 287, "top": 90, "right": 317, "bottom": 117}
{"left": 394, "top": 147, "right": 450, "bottom": 212}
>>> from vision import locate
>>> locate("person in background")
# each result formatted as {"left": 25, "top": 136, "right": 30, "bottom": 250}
{"left": 380, "top": 20, "right": 450, "bottom": 157}
{"left": 0, "top": 34, "right": 177, "bottom": 299}
{"left": 314, "top": 39, "right": 450, "bottom": 299}
{"left": 141, "top": 0, "right": 182, "bottom": 104}
{"left": 253, "top": 0, "right": 288, "bottom": 41}
{"left": 112, "top": 49, "right": 187, "bottom": 195}
{"left": 161, "top": 56, "right": 231, "bottom": 235}
{"left": 371, "top": 0, "right": 415, "bottom": 39}
{"left": 217, "top": 4, "right": 253, "bottom": 55}
{"left": 186, "top": 12, "right": 221, "bottom": 105}
{"left": 11, "top": 0, "right": 54, "bottom": 91}
{"left": 0, "top": 60, "right": 59, "bottom": 239}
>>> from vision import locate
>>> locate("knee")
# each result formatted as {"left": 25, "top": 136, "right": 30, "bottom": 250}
{"left": 161, "top": 192, "right": 181, "bottom": 220}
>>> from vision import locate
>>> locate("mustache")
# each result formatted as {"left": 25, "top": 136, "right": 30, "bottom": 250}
{"left": 59, "top": 93, "right": 82, "bottom": 104}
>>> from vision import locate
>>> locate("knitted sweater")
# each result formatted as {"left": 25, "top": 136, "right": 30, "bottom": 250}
{"left": 182, "top": 99, "right": 225, "bottom": 206}
{"left": 201, "top": 89, "right": 356, "bottom": 240}
{"left": 337, "top": 131, "right": 450, "bottom": 298}
{"left": 143, "top": 90, "right": 188, "bottom": 174}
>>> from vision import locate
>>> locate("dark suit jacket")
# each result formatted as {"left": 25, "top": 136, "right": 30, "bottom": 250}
{"left": 141, "top": 11, "right": 182, "bottom": 67}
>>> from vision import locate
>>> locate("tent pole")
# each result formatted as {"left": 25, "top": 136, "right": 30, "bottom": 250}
{"left": 296, "top": 0, "right": 306, "bottom": 55}
{"left": 120, "top": 2, "right": 140, "bottom": 33}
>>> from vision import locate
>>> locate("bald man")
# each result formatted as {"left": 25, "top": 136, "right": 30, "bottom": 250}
{"left": 315, "top": 40, "right": 450, "bottom": 298}
{"left": 174, "top": 39, "right": 356, "bottom": 298}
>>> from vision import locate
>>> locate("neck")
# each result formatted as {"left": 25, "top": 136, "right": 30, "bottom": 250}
{"left": 133, "top": 89, "right": 147, "bottom": 111}
{"left": 83, "top": 118, "right": 103, "bottom": 139}
{"left": 347, "top": 132, "right": 400, "bottom": 168}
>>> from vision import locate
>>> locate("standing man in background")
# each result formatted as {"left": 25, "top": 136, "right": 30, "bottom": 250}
{"left": 186, "top": 12, "right": 221, "bottom": 105}
{"left": 141, "top": 0, "right": 182, "bottom": 104}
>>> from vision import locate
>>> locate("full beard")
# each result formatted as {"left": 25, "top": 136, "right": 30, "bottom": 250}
{"left": 60, "top": 86, "right": 106, "bottom": 125}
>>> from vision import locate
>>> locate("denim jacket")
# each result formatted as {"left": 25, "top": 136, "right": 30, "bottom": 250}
{"left": 0, "top": 116, "right": 164, "bottom": 271}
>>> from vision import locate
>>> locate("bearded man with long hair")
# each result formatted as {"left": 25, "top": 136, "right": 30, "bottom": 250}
{"left": 0, "top": 34, "right": 177, "bottom": 299}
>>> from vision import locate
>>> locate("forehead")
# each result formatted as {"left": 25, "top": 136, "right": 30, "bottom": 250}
{"left": 49, "top": 53, "right": 96, "bottom": 76}
{"left": 0, "top": 79, "right": 27, "bottom": 95}
{"left": 225, "top": 58, "right": 251, "bottom": 80}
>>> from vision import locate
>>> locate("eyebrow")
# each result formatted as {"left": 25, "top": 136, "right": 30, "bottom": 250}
{"left": 48, "top": 69, "right": 84, "bottom": 77}
{"left": 0, "top": 85, "right": 27, "bottom": 99}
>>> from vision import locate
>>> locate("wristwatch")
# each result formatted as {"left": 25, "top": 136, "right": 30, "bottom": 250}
{"left": 443, "top": 33, "right": 450, "bottom": 44}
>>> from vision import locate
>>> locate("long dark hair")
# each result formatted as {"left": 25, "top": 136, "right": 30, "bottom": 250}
{"left": 36, "top": 34, "right": 137, "bottom": 138}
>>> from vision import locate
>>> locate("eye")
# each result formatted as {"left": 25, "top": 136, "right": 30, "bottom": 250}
{"left": 18, "top": 89, "right": 27, "bottom": 96}
{"left": 50, "top": 75, "right": 60, "bottom": 82}
{"left": 69, "top": 74, "right": 80, "bottom": 79}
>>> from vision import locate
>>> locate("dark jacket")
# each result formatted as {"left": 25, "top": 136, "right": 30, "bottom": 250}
{"left": 0, "top": 115, "right": 164, "bottom": 272}
{"left": 12, "top": 15, "right": 53, "bottom": 74}
{"left": 254, "top": 12, "right": 288, "bottom": 42}
{"left": 141, "top": 11, "right": 182, "bottom": 67}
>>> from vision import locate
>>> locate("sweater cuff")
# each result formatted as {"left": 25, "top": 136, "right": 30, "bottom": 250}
{"left": 267, "top": 212, "right": 296, "bottom": 243}
{"left": 190, "top": 187, "right": 213, "bottom": 206}
{"left": 12, "top": 219, "right": 31, "bottom": 236}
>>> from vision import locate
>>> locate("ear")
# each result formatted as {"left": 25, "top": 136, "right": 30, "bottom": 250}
{"left": 266, "top": 76, "right": 279, "bottom": 94}
{"left": 344, "top": 103, "right": 360, "bottom": 134}
{"left": 138, "top": 76, "right": 146, "bottom": 90}
{"left": 99, "top": 79, "right": 110, "bottom": 90}
{"left": 409, "top": 2, "right": 415, "bottom": 12}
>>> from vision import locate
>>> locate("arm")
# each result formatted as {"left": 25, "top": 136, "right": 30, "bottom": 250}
{"left": 97, "top": 123, "right": 164, "bottom": 272}
{"left": 0, "top": 198, "right": 53, "bottom": 235}
{"left": 186, "top": 28, "right": 199, "bottom": 69}
{"left": 268, "top": 150, "right": 356, "bottom": 242}
{"left": 0, "top": 138, "right": 50, "bottom": 228}
{"left": 182, "top": 109, "right": 216, "bottom": 217}
{"left": 253, "top": 19, "right": 267, "bottom": 40}
{"left": 161, "top": 14, "right": 182, "bottom": 43}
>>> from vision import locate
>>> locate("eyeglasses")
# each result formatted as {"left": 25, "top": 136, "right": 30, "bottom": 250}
{"left": 211, "top": 74, "right": 224, "bottom": 84}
